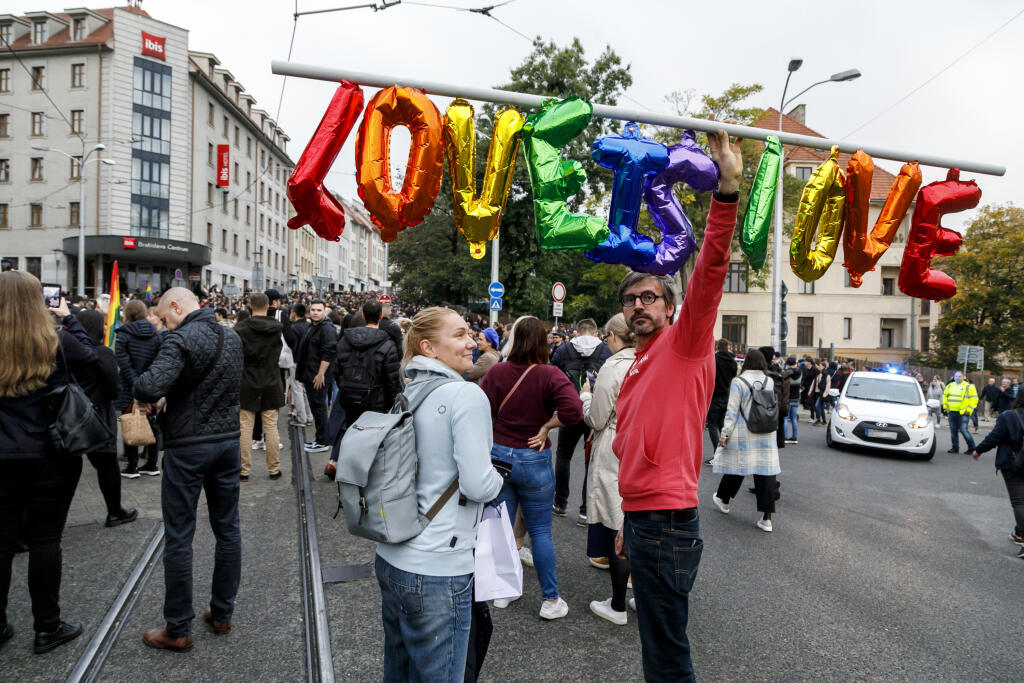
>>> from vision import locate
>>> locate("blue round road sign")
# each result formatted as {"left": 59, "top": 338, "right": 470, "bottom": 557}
{"left": 488, "top": 281, "right": 505, "bottom": 298}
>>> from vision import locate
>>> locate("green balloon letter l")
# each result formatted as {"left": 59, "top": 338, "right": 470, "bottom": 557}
{"left": 522, "top": 97, "right": 610, "bottom": 250}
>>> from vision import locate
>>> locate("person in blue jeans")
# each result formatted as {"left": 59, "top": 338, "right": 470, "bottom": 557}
{"left": 783, "top": 357, "right": 802, "bottom": 443}
{"left": 374, "top": 308, "right": 503, "bottom": 681}
{"left": 480, "top": 317, "right": 583, "bottom": 620}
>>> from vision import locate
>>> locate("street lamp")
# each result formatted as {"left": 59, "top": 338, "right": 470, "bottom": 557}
{"left": 31, "top": 142, "right": 115, "bottom": 297}
{"left": 770, "top": 61, "right": 861, "bottom": 353}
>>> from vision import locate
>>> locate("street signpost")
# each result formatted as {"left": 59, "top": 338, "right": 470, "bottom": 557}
{"left": 552, "top": 301, "right": 563, "bottom": 318}
{"left": 551, "top": 282, "right": 565, "bottom": 326}
{"left": 957, "top": 345, "right": 984, "bottom": 374}
{"left": 488, "top": 281, "right": 504, "bottom": 319}
{"left": 379, "top": 294, "right": 391, "bottom": 305}
{"left": 490, "top": 297, "right": 502, "bottom": 311}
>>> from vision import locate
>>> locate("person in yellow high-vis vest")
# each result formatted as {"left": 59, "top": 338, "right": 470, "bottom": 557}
{"left": 943, "top": 371, "right": 979, "bottom": 453}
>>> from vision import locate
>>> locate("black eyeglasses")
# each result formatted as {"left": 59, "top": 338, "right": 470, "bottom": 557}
{"left": 620, "top": 291, "right": 663, "bottom": 308}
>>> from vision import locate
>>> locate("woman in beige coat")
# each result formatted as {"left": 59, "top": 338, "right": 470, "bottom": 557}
{"left": 578, "top": 313, "right": 635, "bottom": 625}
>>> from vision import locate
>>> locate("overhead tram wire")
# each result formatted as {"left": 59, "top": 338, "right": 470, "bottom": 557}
{"left": 843, "top": 6, "right": 1024, "bottom": 138}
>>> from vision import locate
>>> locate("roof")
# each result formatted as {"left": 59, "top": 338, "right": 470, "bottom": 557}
{"left": 751, "top": 108, "right": 898, "bottom": 201}
{"left": 0, "top": 7, "right": 143, "bottom": 50}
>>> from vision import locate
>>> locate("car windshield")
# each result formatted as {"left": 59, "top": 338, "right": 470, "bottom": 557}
{"left": 845, "top": 377, "right": 922, "bottom": 406}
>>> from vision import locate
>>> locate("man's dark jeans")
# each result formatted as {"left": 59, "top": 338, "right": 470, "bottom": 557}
{"left": 1002, "top": 469, "right": 1024, "bottom": 537}
{"left": 162, "top": 438, "right": 241, "bottom": 638}
{"left": 0, "top": 456, "right": 82, "bottom": 633}
{"left": 303, "top": 379, "right": 329, "bottom": 444}
{"left": 706, "top": 402, "right": 726, "bottom": 451}
{"left": 625, "top": 513, "right": 703, "bottom": 683}
{"left": 554, "top": 420, "right": 590, "bottom": 513}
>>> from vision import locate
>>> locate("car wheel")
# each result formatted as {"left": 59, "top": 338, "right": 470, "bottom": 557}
{"left": 917, "top": 437, "right": 936, "bottom": 461}
{"left": 826, "top": 421, "right": 836, "bottom": 449}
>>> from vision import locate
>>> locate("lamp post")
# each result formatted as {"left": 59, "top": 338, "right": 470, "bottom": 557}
{"left": 31, "top": 142, "right": 115, "bottom": 296}
{"left": 770, "top": 62, "right": 861, "bottom": 353}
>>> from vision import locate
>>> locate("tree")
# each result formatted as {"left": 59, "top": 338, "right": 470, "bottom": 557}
{"left": 927, "top": 204, "right": 1024, "bottom": 372}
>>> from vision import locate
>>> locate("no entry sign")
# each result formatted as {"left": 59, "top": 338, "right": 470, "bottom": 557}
{"left": 551, "top": 282, "right": 566, "bottom": 302}
{"left": 379, "top": 295, "right": 391, "bottom": 304}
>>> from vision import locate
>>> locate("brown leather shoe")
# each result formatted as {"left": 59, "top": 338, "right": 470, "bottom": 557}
{"left": 143, "top": 628, "right": 193, "bottom": 652}
{"left": 204, "top": 609, "right": 232, "bottom": 634}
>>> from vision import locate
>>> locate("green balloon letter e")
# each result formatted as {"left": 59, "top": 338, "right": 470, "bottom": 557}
{"left": 522, "top": 97, "right": 610, "bottom": 251}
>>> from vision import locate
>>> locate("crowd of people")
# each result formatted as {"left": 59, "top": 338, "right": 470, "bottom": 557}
{"left": 1, "top": 128, "right": 1022, "bottom": 681}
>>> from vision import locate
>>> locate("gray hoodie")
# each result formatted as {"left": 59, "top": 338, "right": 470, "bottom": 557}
{"left": 375, "top": 356, "right": 504, "bottom": 577}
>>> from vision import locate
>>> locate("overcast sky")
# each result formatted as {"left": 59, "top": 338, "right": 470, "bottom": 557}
{"left": 36, "top": 1, "right": 1024, "bottom": 227}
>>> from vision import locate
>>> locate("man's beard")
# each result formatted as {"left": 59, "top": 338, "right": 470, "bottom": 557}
{"left": 629, "top": 312, "right": 655, "bottom": 335}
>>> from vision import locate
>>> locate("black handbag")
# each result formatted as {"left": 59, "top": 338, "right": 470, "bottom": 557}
{"left": 48, "top": 343, "right": 115, "bottom": 456}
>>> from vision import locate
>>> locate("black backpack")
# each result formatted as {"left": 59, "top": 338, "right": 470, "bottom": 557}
{"left": 738, "top": 376, "right": 779, "bottom": 434}
{"left": 562, "top": 343, "right": 604, "bottom": 392}
{"left": 339, "top": 340, "right": 383, "bottom": 407}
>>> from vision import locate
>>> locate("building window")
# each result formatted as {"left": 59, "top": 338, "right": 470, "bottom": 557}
{"left": 920, "top": 299, "right": 930, "bottom": 315}
{"left": 797, "top": 316, "right": 814, "bottom": 347}
{"left": 32, "top": 21, "right": 47, "bottom": 44}
{"left": 30, "top": 203, "right": 42, "bottom": 226}
{"left": 722, "top": 315, "right": 747, "bottom": 348}
{"left": 0, "top": 114, "right": 7, "bottom": 137}
{"left": 32, "top": 112, "right": 45, "bottom": 136}
{"left": 0, "top": 24, "right": 11, "bottom": 47}
{"left": 71, "top": 63, "right": 85, "bottom": 88}
{"left": 207, "top": 143, "right": 214, "bottom": 166}
{"left": 880, "top": 326, "right": 894, "bottom": 348}
{"left": 245, "top": 239, "right": 250, "bottom": 257}
{"left": 233, "top": 162, "right": 239, "bottom": 184}
{"left": 208, "top": 102, "right": 215, "bottom": 126}
{"left": 0, "top": 203, "right": 8, "bottom": 228}
{"left": 246, "top": 205, "right": 251, "bottom": 225}
{"left": 233, "top": 198, "right": 239, "bottom": 218}
{"left": 130, "top": 158, "right": 170, "bottom": 199}
{"left": 221, "top": 229, "right": 227, "bottom": 250}
{"left": 843, "top": 317, "right": 852, "bottom": 340}
{"left": 0, "top": 158, "right": 8, "bottom": 182}
{"left": 233, "top": 234, "right": 238, "bottom": 255}
{"left": 70, "top": 156, "right": 81, "bottom": 180}
{"left": 31, "top": 66, "right": 45, "bottom": 90}
{"left": 259, "top": 214, "right": 264, "bottom": 232}
{"left": 0, "top": 69, "right": 9, "bottom": 92}
{"left": 246, "top": 171, "right": 251, "bottom": 187}
{"left": 72, "top": 18, "right": 85, "bottom": 41}
{"left": 26, "top": 257, "right": 41, "bottom": 279}
{"left": 31, "top": 157, "right": 44, "bottom": 181}
{"left": 882, "top": 277, "right": 895, "bottom": 296}
{"left": 795, "top": 166, "right": 812, "bottom": 181}
{"left": 206, "top": 222, "right": 213, "bottom": 245}
{"left": 131, "top": 112, "right": 170, "bottom": 156}
{"left": 246, "top": 137, "right": 252, "bottom": 158}
{"left": 234, "top": 126, "right": 239, "bottom": 147}
{"left": 69, "top": 201, "right": 80, "bottom": 226}
{"left": 222, "top": 192, "right": 228, "bottom": 214}
{"left": 70, "top": 110, "right": 84, "bottom": 134}
{"left": 920, "top": 326, "right": 930, "bottom": 353}
{"left": 797, "top": 279, "right": 814, "bottom": 295}
{"left": 207, "top": 183, "right": 214, "bottom": 206}
{"left": 223, "top": 116, "right": 228, "bottom": 137}
{"left": 723, "top": 262, "right": 748, "bottom": 293}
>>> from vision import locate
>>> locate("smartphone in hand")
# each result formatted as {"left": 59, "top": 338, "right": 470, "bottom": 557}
{"left": 42, "top": 283, "right": 62, "bottom": 308}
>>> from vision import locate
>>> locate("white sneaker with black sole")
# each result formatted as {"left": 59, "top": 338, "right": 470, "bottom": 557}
{"left": 589, "top": 599, "right": 626, "bottom": 625}
{"left": 539, "top": 597, "right": 568, "bottom": 620}
{"left": 304, "top": 442, "right": 330, "bottom": 453}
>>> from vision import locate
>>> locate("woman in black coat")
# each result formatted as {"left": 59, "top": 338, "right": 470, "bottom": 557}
{"left": 0, "top": 271, "right": 96, "bottom": 654}
{"left": 114, "top": 299, "right": 163, "bottom": 476}
{"left": 973, "top": 396, "right": 1024, "bottom": 558}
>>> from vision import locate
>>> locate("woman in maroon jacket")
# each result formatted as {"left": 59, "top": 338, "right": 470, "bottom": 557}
{"left": 479, "top": 317, "right": 582, "bottom": 620}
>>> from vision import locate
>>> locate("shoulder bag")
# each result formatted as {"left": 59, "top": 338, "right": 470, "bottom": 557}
{"left": 48, "top": 344, "right": 116, "bottom": 456}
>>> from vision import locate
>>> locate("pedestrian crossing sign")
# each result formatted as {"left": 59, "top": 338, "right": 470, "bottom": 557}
{"left": 490, "top": 297, "right": 502, "bottom": 311}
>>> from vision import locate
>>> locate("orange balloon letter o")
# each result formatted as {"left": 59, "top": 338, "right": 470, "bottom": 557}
{"left": 355, "top": 86, "right": 444, "bottom": 242}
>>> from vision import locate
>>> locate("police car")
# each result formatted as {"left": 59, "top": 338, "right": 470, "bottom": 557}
{"left": 826, "top": 371, "right": 938, "bottom": 460}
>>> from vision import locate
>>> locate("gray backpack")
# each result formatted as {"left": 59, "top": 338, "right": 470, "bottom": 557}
{"left": 738, "top": 376, "right": 779, "bottom": 434}
{"left": 336, "top": 377, "right": 460, "bottom": 544}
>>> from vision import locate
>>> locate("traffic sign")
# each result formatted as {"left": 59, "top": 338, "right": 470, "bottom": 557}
{"left": 552, "top": 301, "right": 563, "bottom": 317}
{"left": 957, "top": 345, "right": 984, "bottom": 370}
{"left": 552, "top": 282, "right": 566, "bottom": 302}
{"left": 379, "top": 294, "right": 391, "bottom": 305}
{"left": 488, "top": 281, "right": 505, "bottom": 298}
{"left": 490, "top": 297, "right": 503, "bottom": 311}
{"left": 174, "top": 268, "right": 183, "bottom": 279}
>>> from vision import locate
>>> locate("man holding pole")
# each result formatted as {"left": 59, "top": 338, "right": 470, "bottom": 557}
{"left": 612, "top": 128, "right": 742, "bottom": 681}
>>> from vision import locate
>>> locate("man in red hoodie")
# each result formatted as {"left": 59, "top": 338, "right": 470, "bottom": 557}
{"left": 613, "top": 128, "right": 742, "bottom": 681}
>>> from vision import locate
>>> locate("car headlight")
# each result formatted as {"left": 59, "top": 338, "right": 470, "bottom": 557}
{"left": 909, "top": 413, "right": 930, "bottom": 429}
{"left": 836, "top": 403, "right": 856, "bottom": 421}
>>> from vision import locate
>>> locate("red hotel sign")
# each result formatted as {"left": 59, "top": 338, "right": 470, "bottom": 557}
{"left": 141, "top": 31, "right": 166, "bottom": 61}
{"left": 122, "top": 237, "right": 137, "bottom": 250}
{"left": 216, "top": 145, "right": 230, "bottom": 187}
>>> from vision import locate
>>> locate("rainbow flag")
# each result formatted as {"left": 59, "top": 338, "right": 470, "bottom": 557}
{"left": 144, "top": 281, "right": 152, "bottom": 302}
{"left": 105, "top": 260, "right": 120, "bottom": 348}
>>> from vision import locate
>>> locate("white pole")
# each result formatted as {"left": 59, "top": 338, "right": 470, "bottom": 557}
{"left": 78, "top": 157, "right": 87, "bottom": 297}
{"left": 489, "top": 235, "right": 499, "bottom": 326}
{"left": 270, "top": 60, "right": 1007, "bottom": 176}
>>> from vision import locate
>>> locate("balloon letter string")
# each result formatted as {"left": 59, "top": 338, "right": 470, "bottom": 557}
{"left": 443, "top": 99, "right": 525, "bottom": 259}
{"left": 355, "top": 86, "right": 444, "bottom": 243}
{"left": 287, "top": 81, "right": 365, "bottom": 241}
{"left": 584, "top": 122, "right": 668, "bottom": 267}
{"left": 522, "top": 97, "right": 610, "bottom": 250}
{"left": 790, "top": 146, "right": 846, "bottom": 282}
{"left": 741, "top": 135, "right": 782, "bottom": 271}
{"left": 639, "top": 130, "right": 719, "bottom": 275}
{"left": 899, "top": 168, "right": 980, "bottom": 300}
{"left": 842, "top": 151, "right": 922, "bottom": 286}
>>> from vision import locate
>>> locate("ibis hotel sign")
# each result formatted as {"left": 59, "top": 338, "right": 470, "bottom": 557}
{"left": 141, "top": 31, "right": 166, "bottom": 61}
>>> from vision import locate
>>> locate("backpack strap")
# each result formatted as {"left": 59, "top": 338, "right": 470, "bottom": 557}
{"left": 499, "top": 364, "right": 538, "bottom": 415}
{"left": 424, "top": 477, "right": 461, "bottom": 522}
{"left": 405, "top": 376, "right": 461, "bottom": 413}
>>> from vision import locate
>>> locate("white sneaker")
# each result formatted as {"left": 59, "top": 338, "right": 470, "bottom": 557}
{"left": 589, "top": 598, "right": 626, "bottom": 625}
{"left": 757, "top": 518, "right": 773, "bottom": 532}
{"left": 628, "top": 598, "right": 636, "bottom": 612}
{"left": 492, "top": 595, "right": 520, "bottom": 609}
{"left": 519, "top": 546, "right": 534, "bottom": 568}
{"left": 539, "top": 597, "right": 568, "bottom": 620}
{"left": 712, "top": 494, "right": 730, "bottom": 514}
{"left": 253, "top": 440, "right": 265, "bottom": 451}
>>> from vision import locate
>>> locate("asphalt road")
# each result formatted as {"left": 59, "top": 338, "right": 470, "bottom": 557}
{"left": 5, "top": 409, "right": 1021, "bottom": 681}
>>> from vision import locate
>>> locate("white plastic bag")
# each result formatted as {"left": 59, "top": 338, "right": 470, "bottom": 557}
{"left": 474, "top": 502, "right": 523, "bottom": 602}
{"left": 290, "top": 372, "right": 313, "bottom": 425}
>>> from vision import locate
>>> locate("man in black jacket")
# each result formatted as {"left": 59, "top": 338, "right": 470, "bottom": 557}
{"left": 324, "top": 300, "right": 401, "bottom": 478}
{"left": 295, "top": 300, "right": 338, "bottom": 453}
{"left": 782, "top": 356, "right": 803, "bottom": 444}
{"left": 706, "top": 339, "right": 737, "bottom": 452}
{"left": 234, "top": 293, "right": 285, "bottom": 482}
{"left": 133, "top": 288, "right": 243, "bottom": 653}
{"left": 379, "top": 301, "right": 404, "bottom": 355}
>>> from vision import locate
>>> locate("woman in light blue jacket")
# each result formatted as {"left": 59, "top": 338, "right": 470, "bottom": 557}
{"left": 374, "top": 307, "right": 504, "bottom": 683}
